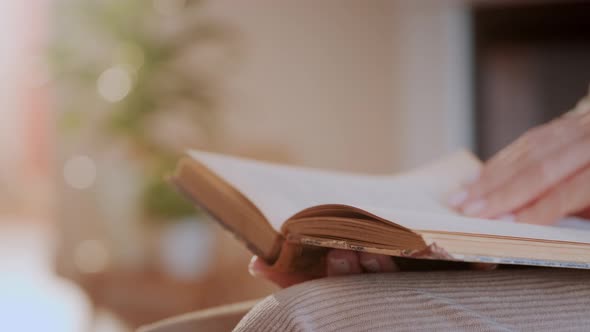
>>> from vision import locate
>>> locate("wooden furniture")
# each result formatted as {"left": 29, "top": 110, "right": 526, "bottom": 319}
{"left": 473, "top": 1, "right": 590, "bottom": 158}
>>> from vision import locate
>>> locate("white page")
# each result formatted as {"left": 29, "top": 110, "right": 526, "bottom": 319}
{"left": 189, "top": 150, "right": 477, "bottom": 227}
{"left": 188, "top": 150, "right": 590, "bottom": 243}
{"left": 357, "top": 207, "right": 590, "bottom": 243}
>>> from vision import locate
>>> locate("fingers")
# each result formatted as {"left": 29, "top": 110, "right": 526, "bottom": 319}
{"left": 325, "top": 250, "right": 399, "bottom": 276}
{"left": 450, "top": 114, "right": 590, "bottom": 219}
{"left": 514, "top": 166, "right": 590, "bottom": 225}
{"left": 463, "top": 126, "right": 547, "bottom": 201}
{"left": 465, "top": 136, "right": 590, "bottom": 218}
{"left": 250, "top": 250, "right": 399, "bottom": 288}
{"left": 325, "top": 249, "right": 362, "bottom": 276}
{"left": 464, "top": 121, "right": 565, "bottom": 201}
{"left": 251, "top": 249, "right": 499, "bottom": 289}
{"left": 358, "top": 252, "right": 399, "bottom": 273}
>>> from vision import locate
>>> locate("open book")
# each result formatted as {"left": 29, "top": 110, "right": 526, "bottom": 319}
{"left": 171, "top": 150, "right": 590, "bottom": 272}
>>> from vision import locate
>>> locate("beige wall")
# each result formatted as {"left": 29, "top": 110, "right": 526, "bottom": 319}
{"left": 207, "top": 1, "right": 473, "bottom": 174}
{"left": 0, "top": 1, "right": 474, "bottom": 216}
{"left": 207, "top": 0, "right": 398, "bottom": 173}
{"left": 390, "top": 1, "right": 473, "bottom": 169}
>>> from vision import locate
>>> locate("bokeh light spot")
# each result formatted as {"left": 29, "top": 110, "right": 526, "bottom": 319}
{"left": 96, "top": 66, "right": 132, "bottom": 103}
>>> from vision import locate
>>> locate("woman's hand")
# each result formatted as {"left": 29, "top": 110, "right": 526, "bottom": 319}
{"left": 245, "top": 92, "right": 590, "bottom": 288}
{"left": 449, "top": 99, "right": 590, "bottom": 225}
{"left": 249, "top": 246, "right": 495, "bottom": 288}
{"left": 249, "top": 249, "right": 398, "bottom": 288}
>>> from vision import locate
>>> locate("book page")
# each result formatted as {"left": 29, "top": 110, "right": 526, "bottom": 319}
{"left": 356, "top": 207, "right": 590, "bottom": 244}
{"left": 188, "top": 150, "right": 480, "bottom": 231}
{"left": 188, "top": 150, "right": 590, "bottom": 244}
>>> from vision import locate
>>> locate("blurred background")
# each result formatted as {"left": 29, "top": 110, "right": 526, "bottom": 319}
{"left": 1, "top": 0, "right": 589, "bottom": 331}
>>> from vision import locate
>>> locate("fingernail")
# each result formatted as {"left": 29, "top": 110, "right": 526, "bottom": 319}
{"left": 448, "top": 190, "right": 468, "bottom": 207}
{"left": 248, "top": 265, "right": 259, "bottom": 277}
{"left": 248, "top": 257, "right": 262, "bottom": 277}
{"left": 360, "top": 258, "right": 380, "bottom": 273}
{"left": 462, "top": 199, "right": 486, "bottom": 216}
{"left": 497, "top": 214, "right": 515, "bottom": 222}
{"left": 328, "top": 258, "right": 350, "bottom": 274}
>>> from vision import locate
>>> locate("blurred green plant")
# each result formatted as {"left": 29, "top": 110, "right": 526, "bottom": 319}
{"left": 50, "top": 0, "right": 238, "bottom": 221}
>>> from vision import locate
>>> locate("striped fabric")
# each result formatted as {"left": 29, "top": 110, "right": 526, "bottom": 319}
{"left": 235, "top": 269, "right": 590, "bottom": 331}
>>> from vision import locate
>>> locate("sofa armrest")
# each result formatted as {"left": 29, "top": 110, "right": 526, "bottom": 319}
{"left": 138, "top": 299, "right": 261, "bottom": 332}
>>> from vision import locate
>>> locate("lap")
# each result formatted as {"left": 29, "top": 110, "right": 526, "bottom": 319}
{"left": 235, "top": 269, "right": 590, "bottom": 332}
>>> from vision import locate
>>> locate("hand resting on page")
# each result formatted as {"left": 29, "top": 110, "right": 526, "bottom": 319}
{"left": 448, "top": 94, "right": 590, "bottom": 225}
{"left": 251, "top": 92, "right": 590, "bottom": 288}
